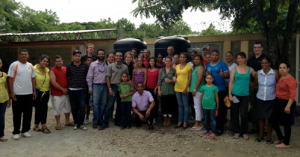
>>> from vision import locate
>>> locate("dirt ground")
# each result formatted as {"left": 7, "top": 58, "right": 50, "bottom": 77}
{"left": 1, "top": 103, "right": 300, "bottom": 157}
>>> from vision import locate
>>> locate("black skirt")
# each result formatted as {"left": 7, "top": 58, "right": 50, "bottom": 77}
{"left": 255, "top": 98, "right": 274, "bottom": 119}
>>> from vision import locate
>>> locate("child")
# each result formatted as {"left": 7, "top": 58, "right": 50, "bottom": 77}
{"left": 132, "top": 57, "right": 147, "bottom": 89}
{"left": 118, "top": 73, "right": 134, "bottom": 129}
{"left": 200, "top": 73, "right": 219, "bottom": 138}
{"left": 85, "top": 57, "right": 93, "bottom": 124}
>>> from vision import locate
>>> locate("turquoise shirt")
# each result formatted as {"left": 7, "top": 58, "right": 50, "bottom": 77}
{"left": 190, "top": 65, "right": 205, "bottom": 92}
{"left": 232, "top": 67, "right": 251, "bottom": 96}
{"left": 200, "top": 84, "right": 219, "bottom": 109}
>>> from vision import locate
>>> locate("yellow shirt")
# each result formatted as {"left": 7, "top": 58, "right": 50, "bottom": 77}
{"left": 0, "top": 72, "right": 9, "bottom": 103}
{"left": 34, "top": 64, "right": 50, "bottom": 92}
{"left": 175, "top": 64, "right": 192, "bottom": 92}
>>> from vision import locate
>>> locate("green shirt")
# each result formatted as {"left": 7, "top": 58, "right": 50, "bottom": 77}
{"left": 118, "top": 82, "right": 133, "bottom": 102}
{"left": 190, "top": 65, "right": 205, "bottom": 92}
{"left": 200, "top": 84, "right": 219, "bottom": 109}
{"left": 157, "top": 67, "right": 176, "bottom": 95}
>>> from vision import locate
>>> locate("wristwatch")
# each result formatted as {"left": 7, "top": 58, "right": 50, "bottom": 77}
{"left": 193, "top": 89, "right": 196, "bottom": 92}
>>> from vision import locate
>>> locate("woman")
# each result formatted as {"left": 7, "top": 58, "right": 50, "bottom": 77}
{"left": 190, "top": 54, "right": 205, "bottom": 130}
{"left": 123, "top": 51, "right": 135, "bottom": 80}
{"left": 269, "top": 61, "right": 297, "bottom": 148}
{"left": 156, "top": 53, "right": 165, "bottom": 69}
{"left": 0, "top": 58, "right": 10, "bottom": 142}
{"left": 158, "top": 57, "right": 176, "bottom": 125}
{"left": 229, "top": 52, "right": 255, "bottom": 140}
{"left": 206, "top": 50, "right": 229, "bottom": 136}
{"left": 33, "top": 55, "right": 51, "bottom": 133}
{"left": 106, "top": 52, "right": 115, "bottom": 64}
{"left": 254, "top": 56, "right": 279, "bottom": 143}
{"left": 146, "top": 57, "right": 160, "bottom": 120}
{"left": 172, "top": 54, "right": 180, "bottom": 69}
{"left": 174, "top": 53, "right": 192, "bottom": 129}
{"left": 224, "top": 51, "right": 237, "bottom": 125}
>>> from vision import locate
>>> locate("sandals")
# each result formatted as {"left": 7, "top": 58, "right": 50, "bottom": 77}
{"left": 33, "top": 127, "right": 41, "bottom": 132}
{"left": 243, "top": 134, "right": 249, "bottom": 140}
{"left": 275, "top": 143, "right": 289, "bottom": 148}
{"left": 208, "top": 133, "right": 216, "bottom": 139}
{"left": 274, "top": 139, "right": 284, "bottom": 144}
{"left": 233, "top": 133, "right": 239, "bottom": 139}
{"left": 0, "top": 137, "right": 8, "bottom": 142}
{"left": 65, "top": 123, "right": 75, "bottom": 126}
{"left": 42, "top": 128, "right": 51, "bottom": 134}
{"left": 255, "top": 137, "right": 264, "bottom": 142}
{"left": 201, "top": 131, "right": 209, "bottom": 135}
{"left": 266, "top": 138, "right": 273, "bottom": 144}
{"left": 55, "top": 126, "right": 62, "bottom": 130}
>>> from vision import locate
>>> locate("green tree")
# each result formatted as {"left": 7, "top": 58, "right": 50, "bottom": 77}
{"left": 132, "top": 0, "right": 299, "bottom": 65}
{"left": 201, "top": 23, "right": 224, "bottom": 36}
{"left": 0, "top": 0, "right": 21, "bottom": 33}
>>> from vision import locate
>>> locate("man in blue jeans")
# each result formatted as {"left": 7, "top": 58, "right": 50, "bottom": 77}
{"left": 86, "top": 49, "right": 108, "bottom": 129}
{"left": 100, "top": 52, "right": 129, "bottom": 130}
{"left": 66, "top": 50, "right": 89, "bottom": 130}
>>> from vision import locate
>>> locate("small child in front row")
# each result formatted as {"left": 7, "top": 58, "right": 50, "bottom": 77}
{"left": 118, "top": 73, "right": 134, "bottom": 130}
{"left": 200, "top": 73, "right": 219, "bottom": 138}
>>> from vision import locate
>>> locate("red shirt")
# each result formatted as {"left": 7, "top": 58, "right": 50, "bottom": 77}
{"left": 203, "top": 58, "right": 209, "bottom": 66}
{"left": 275, "top": 76, "right": 297, "bottom": 101}
{"left": 143, "top": 58, "right": 149, "bottom": 69}
{"left": 146, "top": 69, "right": 160, "bottom": 89}
{"left": 50, "top": 66, "right": 68, "bottom": 96}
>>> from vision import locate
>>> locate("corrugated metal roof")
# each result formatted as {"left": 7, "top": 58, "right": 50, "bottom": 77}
{"left": 0, "top": 29, "right": 116, "bottom": 36}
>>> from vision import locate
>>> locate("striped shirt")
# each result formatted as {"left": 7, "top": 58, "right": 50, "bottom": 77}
{"left": 66, "top": 62, "right": 89, "bottom": 88}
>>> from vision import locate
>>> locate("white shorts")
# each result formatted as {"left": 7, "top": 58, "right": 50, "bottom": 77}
{"left": 51, "top": 95, "right": 71, "bottom": 116}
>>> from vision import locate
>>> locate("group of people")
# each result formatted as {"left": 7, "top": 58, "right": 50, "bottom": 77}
{"left": 0, "top": 42, "right": 297, "bottom": 148}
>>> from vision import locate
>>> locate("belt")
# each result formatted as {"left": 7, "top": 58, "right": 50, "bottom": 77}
{"left": 94, "top": 83, "right": 106, "bottom": 85}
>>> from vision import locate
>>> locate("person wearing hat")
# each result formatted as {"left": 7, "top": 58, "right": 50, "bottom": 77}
{"left": 66, "top": 50, "right": 89, "bottom": 130}
{"left": 202, "top": 45, "right": 210, "bottom": 66}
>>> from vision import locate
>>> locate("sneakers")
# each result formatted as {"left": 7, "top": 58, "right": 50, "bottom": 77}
{"left": 84, "top": 118, "right": 89, "bottom": 125}
{"left": 93, "top": 123, "right": 98, "bottom": 129}
{"left": 73, "top": 124, "right": 78, "bottom": 130}
{"left": 22, "top": 132, "right": 31, "bottom": 138}
{"left": 79, "top": 125, "right": 87, "bottom": 130}
{"left": 12, "top": 134, "right": 20, "bottom": 140}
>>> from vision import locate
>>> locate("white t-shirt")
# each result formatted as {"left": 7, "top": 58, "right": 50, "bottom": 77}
{"left": 188, "top": 62, "right": 194, "bottom": 71}
{"left": 8, "top": 61, "right": 37, "bottom": 95}
{"left": 225, "top": 63, "right": 238, "bottom": 87}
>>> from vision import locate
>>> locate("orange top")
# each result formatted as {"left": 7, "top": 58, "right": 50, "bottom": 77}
{"left": 275, "top": 76, "right": 297, "bottom": 101}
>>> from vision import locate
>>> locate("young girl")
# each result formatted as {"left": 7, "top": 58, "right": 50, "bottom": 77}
{"left": 118, "top": 73, "right": 134, "bottom": 129}
{"left": 156, "top": 53, "right": 165, "bottom": 69}
{"left": 200, "top": 73, "right": 219, "bottom": 138}
{"left": 132, "top": 57, "right": 147, "bottom": 89}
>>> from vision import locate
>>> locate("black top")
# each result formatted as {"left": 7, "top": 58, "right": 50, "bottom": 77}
{"left": 66, "top": 61, "right": 89, "bottom": 88}
{"left": 247, "top": 53, "right": 273, "bottom": 71}
{"left": 122, "top": 60, "right": 133, "bottom": 79}
{"left": 80, "top": 54, "right": 97, "bottom": 62}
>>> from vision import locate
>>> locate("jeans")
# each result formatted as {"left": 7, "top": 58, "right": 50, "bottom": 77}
{"left": 131, "top": 110, "right": 155, "bottom": 126}
{"left": 69, "top": 89, "right": 88, "bottom": 126}
{"left": 104, "top": 85, "right": 121, "bottom": 127}
{"left": 0, "top": 102, "right": 7, "bottom": 137}
{"left": 232, "top": 94, "right": 249, "bottom": 135}
{"left": 121, "top": 102, "right": 132, "bottom": 126}
{"left": 269, "top": 98, "right": 296, "bottom": 145}
{"left": 92, "top": 84, "right": 108, "bottom": 124}
{"left": 203, "top": 109, "right": 216, "bottom": 134}
{"left": 175, "top": 92, "right": 190, "bottom": 123}
{"left": 12, "top": 94, "right": 33, "bottom": 134}
{"left": 33, "top": 91, "right": 50, "bottom": 125}
{"left": 216, "top": 90, "right": 227, "bottom": 132}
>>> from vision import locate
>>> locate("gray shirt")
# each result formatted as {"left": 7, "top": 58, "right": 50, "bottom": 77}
{"left": 106, "top": 62, "right": 129, "bottom": 85}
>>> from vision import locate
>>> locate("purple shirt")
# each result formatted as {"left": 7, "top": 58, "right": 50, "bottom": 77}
{"left": 86, "top": 60, "right": 107, "bottom": 90}
{"left": 132, "top": 90, "right": 154, "bottom": 111}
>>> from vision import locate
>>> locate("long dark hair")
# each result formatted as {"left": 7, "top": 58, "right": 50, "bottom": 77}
{"left": 148, "top": 57, "right": 157, "bottom": 69}
{"left": 193, "top": 54, "right": 204, "bottom": 69}
{"left": 40, "top": 55, "right": 51, "bottom": 66}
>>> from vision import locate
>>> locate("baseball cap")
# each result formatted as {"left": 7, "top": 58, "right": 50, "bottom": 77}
{"left": 203, "top": 45, "right": 210, "bottom": 51}
{"left": 72, "top": 50, "right": 81, "bottom": 55}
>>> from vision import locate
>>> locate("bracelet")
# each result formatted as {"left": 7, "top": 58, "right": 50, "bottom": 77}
{"left": 193, "top": 89, "right": 196, "bottom": 92}
{"left": 287, "top": 105, "right": 291, "bottom": 108}
{"left": 109, "top": 88, "right": 112, "bottom": 90}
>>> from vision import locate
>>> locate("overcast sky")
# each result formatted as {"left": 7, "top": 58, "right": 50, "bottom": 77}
{"left": 17, "top": 0, "right": 232, "bottom": 32}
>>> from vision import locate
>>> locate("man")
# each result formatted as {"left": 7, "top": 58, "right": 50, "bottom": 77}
{"left": 163, "top": 46, "right": 175, "bottom": 63}
{"left": 84, "top": 56, "right": 94, "bottom": 124}
{"left": 67, "top": 50, "right": 89, "bottom": 130}
{"left": 143, "top": 49, "right": 151, "bottom": 69}
{"left": 247, "top": 41, "right": 272, "bottom": 134}
{"left": 202, "top": 45, "right": 210, "bottom": 66}
{"left": 131, "top": 82, "right": 156, "bottom": 130}
{"left": 86, "top": 49, "right": 108, "bottom": 129}
{"left": 205, "top": 54, "right": 211, "bottom": 63}
{"left": 49, "top": 55, "right": 73, "bottom": 130}
{"left": 80, "top": 43, "right": 97, "bottom": 62}
{"left": 132, "top": 48, "right": 138, "bottom": 61}
{"left": 101, "top": 52, "right": 129, "bottom": 130}
{"left": 8, "top": 49, "right": 37, "bottom": 140}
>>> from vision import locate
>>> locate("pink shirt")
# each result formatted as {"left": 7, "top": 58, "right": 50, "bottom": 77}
{"left": 143, "top": 58, "right": 149, "bottom": 69}
{"left": 132, "top": 91, "right": 154, "bottom": 111}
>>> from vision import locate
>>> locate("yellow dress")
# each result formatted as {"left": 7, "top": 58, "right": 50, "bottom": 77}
{"left": 174, "top": 64, "right": 192, "bottom": 92}
{"left": 0, "top": 72, "right": 9, "bottom": 103}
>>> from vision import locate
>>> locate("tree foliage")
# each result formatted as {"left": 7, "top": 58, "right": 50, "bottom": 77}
{"left": 201, "top": 23, "right": 224, "bottom": 36}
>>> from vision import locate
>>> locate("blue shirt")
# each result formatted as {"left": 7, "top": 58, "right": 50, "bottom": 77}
{"left": 256, "top": 69, "right": 276, "bottom": 101}
{"left": 205, "top": 61, "right": 229, "bottom": 91}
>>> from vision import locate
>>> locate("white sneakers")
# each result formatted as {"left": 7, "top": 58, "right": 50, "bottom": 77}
{"left": 12, "top": 134, "right": 20, "bottom": 140}
{"left": 73, "top": 124, "right": 78, "bottom": 130}
{"left": 12, "top": 132, "right": 31, "bottom": 140}
{"left": 79, "top": 125, "right": 87, "bottom": 130}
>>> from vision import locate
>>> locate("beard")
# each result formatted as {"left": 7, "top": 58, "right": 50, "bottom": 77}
{"left": 97, "top": 57, "right": 104, "bottom": 61}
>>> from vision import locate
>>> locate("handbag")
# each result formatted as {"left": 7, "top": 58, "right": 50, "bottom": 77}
{"left": 36, "top": 73, "right": 47, "bottom": 98}
{"left": 224, "top": 95, "right": 231, "bottom": 108}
